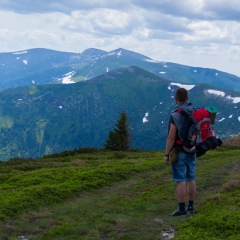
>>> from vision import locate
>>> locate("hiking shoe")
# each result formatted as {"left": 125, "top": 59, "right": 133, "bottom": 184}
{"left": 187, "top": 208, "right": 195, "bottom": 214}
{"left": 169, "top": 209, "right": 187, "bottom": 217}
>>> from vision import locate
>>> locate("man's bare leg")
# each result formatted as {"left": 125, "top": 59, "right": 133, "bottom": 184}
{"left": 187, "top": 181, "right": 196, "bottom": 201}
{"left": 187, "top": 181, "right": 196, "bottom": 212}
{"left": 177, "top": 182, "right": 186, "bottom": 202}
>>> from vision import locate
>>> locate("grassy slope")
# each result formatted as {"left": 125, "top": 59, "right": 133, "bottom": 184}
{"left": 0, "top": 148, "right": 239, "bottom": 239}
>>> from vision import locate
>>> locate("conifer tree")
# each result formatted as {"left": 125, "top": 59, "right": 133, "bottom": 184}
{"left": 104, "top": 111, "right": 131, "bottom": 151}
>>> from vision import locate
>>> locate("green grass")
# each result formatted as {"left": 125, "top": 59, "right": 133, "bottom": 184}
{"left": 0, "top": 148, "right": 239, "bottom": 239}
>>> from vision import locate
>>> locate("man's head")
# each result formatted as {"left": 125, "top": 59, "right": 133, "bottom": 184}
{"left": 175, "top": 88, "right": 188, "bottom": 103}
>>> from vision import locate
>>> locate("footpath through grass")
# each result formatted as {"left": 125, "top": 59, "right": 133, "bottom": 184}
{"left": 0, "top": 148, "right": 239, "bottom": 239}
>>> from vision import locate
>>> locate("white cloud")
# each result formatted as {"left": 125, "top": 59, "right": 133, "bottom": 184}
{"left": 1, "top": 1, "right": 240, "bottom": 76}
{"left": 58, "top": 9, "right": 133, "bottom": 35}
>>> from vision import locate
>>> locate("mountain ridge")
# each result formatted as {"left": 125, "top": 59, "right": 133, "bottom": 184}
{"left": 0, "top": 47, "right": 240, "bottom": 92}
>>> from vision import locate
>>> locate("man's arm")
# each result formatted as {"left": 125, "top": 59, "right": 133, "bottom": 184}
{"left": 164, "top": 123, "right": 177, "bottom": 163}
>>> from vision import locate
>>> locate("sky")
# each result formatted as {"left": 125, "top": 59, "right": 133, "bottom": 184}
{"left": 1, "top": 0, "right": 240, "bottom": 77}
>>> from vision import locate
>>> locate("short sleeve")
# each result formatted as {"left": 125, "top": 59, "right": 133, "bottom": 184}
{"left": 170, "top": 115, "right": 175, "bottom": 125}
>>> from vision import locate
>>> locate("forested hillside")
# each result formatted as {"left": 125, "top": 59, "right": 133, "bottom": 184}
{"left": 0, "top": 66, "right": 239, "bottom": 160}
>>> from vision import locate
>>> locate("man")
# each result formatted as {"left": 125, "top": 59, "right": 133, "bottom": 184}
{"left": 164, "top": 88, "right": 196, "bottom": 216}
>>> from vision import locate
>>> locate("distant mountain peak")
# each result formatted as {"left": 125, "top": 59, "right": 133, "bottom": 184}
{"left": 108, "top": 48, "right": 151, "bottom": 60}
{"left": 81, "top": 48, "right": 107, "bottom": 56}
{"left": 0, "top": 47, "right": 240, "bottom": 92}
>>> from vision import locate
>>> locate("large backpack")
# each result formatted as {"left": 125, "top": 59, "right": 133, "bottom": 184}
{"left": 174, "top": 107, "right": 221, "bottom": 155}
{"left": 183, "top": 108, "right": 211, "bottom": 152}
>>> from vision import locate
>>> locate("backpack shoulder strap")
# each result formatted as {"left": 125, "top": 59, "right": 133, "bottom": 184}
{"left": 171, "top": 107, "right": 194, "bottom": 143}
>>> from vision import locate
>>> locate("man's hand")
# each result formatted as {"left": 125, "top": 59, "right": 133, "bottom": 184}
{"left": 164, "top": 155, "right": 169, "bottom": 164}
{"left": 165, "top": 123, "right": 177, "bottom": 165}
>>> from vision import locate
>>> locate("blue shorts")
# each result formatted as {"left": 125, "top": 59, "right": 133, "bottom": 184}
{"left": 171, "top": 153, "right": 196, "bottom": 182}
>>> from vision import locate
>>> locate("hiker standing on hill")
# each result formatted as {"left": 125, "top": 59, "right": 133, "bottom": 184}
{"left": 164, "top": 88, "right": 196, "bottom": 216}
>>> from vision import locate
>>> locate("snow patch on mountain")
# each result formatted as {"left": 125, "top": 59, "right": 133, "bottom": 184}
{"left": 144, "top": 59, "right": 160, "bottom": 63}
{"left": 13, "top": 51, "right": 27, "bottom": 55}
{"left": 207, "top": 90, "right": 240, "bottom": 103}
{"left": 207, "top": 89, "right": 225, "bottom": 97}
{"left": 117, "top": 50, "right": 122, "bottom": 56}
{"left": 57, "top": 71, "right": 76, "bottom": 84}
{"left": 159, "top": 72, "right": 166, "bottom": 74}
{"left": 226, "top": 95, "right": 240, "bottom": 103}
{"left": 143, "top": 112, "right": 149, "bottom": 123}
{"left": 170, "top": 83, "right": 195, "bottom": 90}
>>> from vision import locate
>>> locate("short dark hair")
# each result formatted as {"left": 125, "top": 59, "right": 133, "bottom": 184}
{"left": 175, "top": 88, "right": 188, "bottom": 103}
